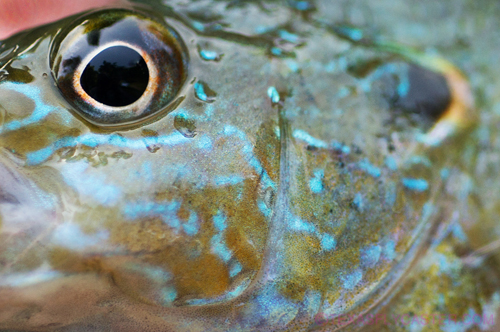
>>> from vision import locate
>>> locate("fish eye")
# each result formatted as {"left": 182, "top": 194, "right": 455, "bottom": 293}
{"left": 50, "top": 9, "right": 188, "bottom": 126}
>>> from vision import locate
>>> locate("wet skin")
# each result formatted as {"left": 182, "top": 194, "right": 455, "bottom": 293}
{"left": 1, "top": 1, "right": 500, "bottom": 331}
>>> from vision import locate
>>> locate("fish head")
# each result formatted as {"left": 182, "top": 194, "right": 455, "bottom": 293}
{"left": 0, "top": 1, "right": 483, "bottom": 330}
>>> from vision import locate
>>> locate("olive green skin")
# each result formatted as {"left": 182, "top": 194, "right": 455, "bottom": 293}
{"left": 0, "top": 0, "right": 499, "bottom": 331}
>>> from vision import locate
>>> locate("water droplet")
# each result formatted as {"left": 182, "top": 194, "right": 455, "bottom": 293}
{"left": 42, "top": 73, "right": 48, "bottom": 79}
{"left": 197, "top": 44, "right": 223, "bottom": 62}
{"left": 141, "top": 129, "right": 161, "bottom": 153}
{"left": 0, "top": 69, "right": 8, "bottom": 82}
{"left": 194, "top": 81, "right": 217, "bottom": 103}
{"left": 174, "top": 114, "right": 197, "bottom": 138}
{"left": 267, "top": 86, "right": 280, "bottom": 103}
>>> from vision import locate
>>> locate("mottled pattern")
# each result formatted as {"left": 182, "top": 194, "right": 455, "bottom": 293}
{"left": 0, "top": 0, "right": 500, "bottom": 331}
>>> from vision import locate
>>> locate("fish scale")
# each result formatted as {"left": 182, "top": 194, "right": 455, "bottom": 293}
{"left": 0, "top": 0, "right": 500, "bottom": 331}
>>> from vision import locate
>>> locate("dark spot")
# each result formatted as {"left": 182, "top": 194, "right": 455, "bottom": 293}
{"left": 392, "top": 64, "right": 451, "bottom": 119}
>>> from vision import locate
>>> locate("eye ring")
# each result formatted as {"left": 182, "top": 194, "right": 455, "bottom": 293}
{"left": 50, "top": 9, "right": 189, "bottom": 127}
{"left": 72, "top": 41, "right": 158, "bottom": 115}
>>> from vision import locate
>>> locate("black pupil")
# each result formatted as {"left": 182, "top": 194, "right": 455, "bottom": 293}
{"left": 80, "top": 46, "right": 149, "bottom": 107}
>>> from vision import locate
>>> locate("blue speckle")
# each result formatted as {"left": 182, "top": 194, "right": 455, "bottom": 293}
{"left": 229, "top": 261, "right": 243, "bottom": 277}
{"left": 342, "top": 269, "right": 363, "bottom": 290}
{"left": 27, "top": 132, "right": 190, "bottom": 165}
{"left": 384, "top": 240, "right": 397, "bottom": 260}
{"left": 182, "top": 211, "right": 199, "bottom": 236}
{"left": 358, "top": 159, "right": 381, "bottom": 178}
{"left": 285, "top": 59, "right": 300, "bottom": 72}
{"left": 361, "top": 245, "right": 382, "bottom": 268}
{"left": 161, "top": 287, "right": 177, "bottom": 304}
{"left": 421, "top": 202, "right": 434, "bottom": 222}
{"left": 451, "top": 223, "right": 467, "bottom": 242}
{"left": 293, "top": 129, "right": 328, "bottom": 148}
{"left": 402, "top": 178, "right": 429, "bottom": 192}
{"left": 440, "top": 168, "right": 450, "bottom": 180}
{"left": 397, "top": 71, "right": 410, "bottom": 97}
{"left": 331, "top": 141, "right": 350, "bottom": 154}
{"left": 197, "top": 135, "right": 213, "bottom": 150}
{"left": 214, "top": 175, "right": 245, "bottom": 186}
{"left": 309, "top": 169, "right": 324, "bottom": 194}
{"left": 211, "top": 233, "right": 232, "bottom": 262}
{"left": 289, "top": 216, "right": 316, "bottom": 233}
{"left": 51, "top": 223, "right": 109, "bottom": 250}
{"left": 321, "top": 234, "right": 336, "bottom": 251}
{"left": 267, "top": 86, "right": 280, "bottom": 103}
{"left": 60, "top": 163, "right": 122, "bottom": 206}
{"left": 192, "top": 21, "right": 205, "bottom": 31}
{"left": 258, "top": 199, "right": 272, "bottom": 218}
{"left": 271, "top": 47, "right": 282, "bottom": 56}
{"left": 385, "top": 156, "right": 398, "bottom": 171}
{"left": 213, "top": 210, "right": 227, "bottom": 232}
{"left": 353, "top": 193, "right": 364, "bottom": 212}
{"left": 279, "top": 30, "right": 300, "bottom": 43}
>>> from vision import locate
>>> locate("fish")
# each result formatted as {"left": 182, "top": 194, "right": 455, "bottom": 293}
{"left": 1, "top": 0, "right": 500, "bottom": 331}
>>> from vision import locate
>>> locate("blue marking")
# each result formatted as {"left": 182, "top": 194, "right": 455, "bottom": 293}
{"left": 213, "top": 210, "right": 227, "bottom": 232}
{"left": 161, "top": 287, "right": 177, "bottom": 304}
{"left": 285, "top": 59, "right": 299, "bottom": 72}
{"left": 440, "top": 168, "right": 450, "bottom": 180}
{"left": 337, "top": 26, "right": 363, "bottom": 41}
{"left": 421, "top": 202, "right": 434, "bottom": 222}
{"left": 409, "top": 155, "right": 432, "bottom": 167}
{"left": 229, "top": 261, "right": 243, "bottom": 278}
{"left": 358, "top": 159, "right": 381, "bottom": 178}
{"left": 279, "top": 30, "right": 299, "bottom": 43}
{"left": 385, "top": 156, "right": 398, "bottom": 171}
{"left": 271, "top": 47, "right": 282, "bottom": 56}
{"left": 291, "top": 1, "right": 312, "bottom": 11}
{"left": 441, "top": 308, "right": 477, "bottom": 332}
{"left": 192, "top": 21, "right": 205, "bottom": 31}
{"left": 289, "top": 216, "right": 316, "bottom": 233}
{"left": 361, "top": 245, "right": 382, "bottom": 268}
{"left": 385, "top": 183, "right": 397, "bottom": 207}
{"left": 267, "top": 86, "right": 280, "bottom": 103}
{"left": 199, "top": 49, "right": 219, "bottom": 61}
{"left": 384, "top": 240, "right": 397, "bottom": 261}
{"left": 26, "top": 132, "right": 191, "bottom": 165}
{"left": 309, "top": 169, "right": 324, "bottom": 194}
{"left": 124, "top": 200, "right": 196, "bottom": 234}
{"left": 325, "top": 61, "right": 336, "bottom": 73}
{"left": 182, "top": 211, "right": 199, "bottom": 236}
{"left": 214, "top": 175, "right": 245, "bottom": 186}
{"left": 353, "top": 193, "right": 364, "bottom": 212}
{"left": 51, "top": 223, "right": 109, "bottom": 250}
{"left": 0, "top": 83, "right": 69, "bottom": 134}
{"left": 194, "top": 82, "right": 208, "bottom": 101}
{"left": 451, "top": 223, "right": 467, "bottom": 242}
{"left": 321, "top": 234, "right": 336, "bottom": 251}
{"left": 258, "top": 199, "right": 272, "bottom": 218}
{"left": 342, "top": 269, "right": 363, "bottom": 290}
{"left": 293, "top": 129, "right": 328, "bottom": 148}
{"left": 222, "top": 125, "right": 276, "bottom": 190}
{"left": 331, "top": 141, "right": 350, "bottom": 154}
{"left": 197, "top": 135, "right": 213, "bottom": 150}
{"left": 60, "top": 163, "right": 122, "bottom": 206}
{"left": 211, "top": 233, "right": 232, "bottom": 262}
{"left": 402, "top": 178, "right": 429, "bottom": 192}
